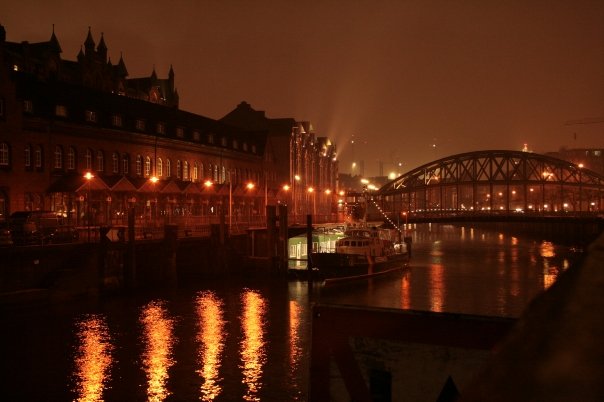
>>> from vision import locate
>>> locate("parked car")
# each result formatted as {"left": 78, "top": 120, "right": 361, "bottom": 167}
{"left": 9, "top": 211, "right": 79, "bottom": 245}
{"left": 0, "top": 221, "right": 12, "bottom": 246}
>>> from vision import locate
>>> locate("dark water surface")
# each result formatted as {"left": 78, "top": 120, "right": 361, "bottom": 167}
{"left": 1, "top": 224, "right": 580, "bottom": 401}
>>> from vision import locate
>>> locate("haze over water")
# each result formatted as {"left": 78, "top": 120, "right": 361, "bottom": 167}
{"left": 0, "top": 224, "right": 578, "bottom": 401}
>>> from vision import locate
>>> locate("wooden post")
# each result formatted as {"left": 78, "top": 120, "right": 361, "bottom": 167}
{"left": 267, "top": 205, "right": 276, "bottom": 271}
{"left": 306, "top": 214, "right": 313, "bottom": 276}
{"left": 279, "top": 204, "right": 289, "bottom": 273}
{"left": 125, "top": 206, "right": 137, "bottom": 289}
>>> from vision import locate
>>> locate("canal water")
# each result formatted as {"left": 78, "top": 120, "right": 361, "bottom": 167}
{"left": 1, "top": 224, "right": 581, "bottom": 401}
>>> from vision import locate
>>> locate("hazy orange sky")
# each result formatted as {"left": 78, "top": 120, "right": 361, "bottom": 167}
{"left": 3, "top": 0, "right": 603, "bottom": 176}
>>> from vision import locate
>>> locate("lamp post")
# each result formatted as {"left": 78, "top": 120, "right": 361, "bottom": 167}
{"left": 324, "top": 189, "right": 331, "bottom": 219}
{"left": 229, "top": 180, "right": 232, "bottom": 231}
{"left": 84, "top": 171, "right": 94, "bottom": 242}
{"left": 150, "top": 175, "right": 159, "bottom": 225}
{"left": 307, "top": 187, "right": 316, "bottom": 217}
{"left": 293, "top": 175, "right": 300, "bottom": 223}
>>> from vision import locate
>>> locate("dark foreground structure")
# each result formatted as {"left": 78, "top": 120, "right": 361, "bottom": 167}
{"left": 308, "top": 230, "right": 604, "bottom": 401}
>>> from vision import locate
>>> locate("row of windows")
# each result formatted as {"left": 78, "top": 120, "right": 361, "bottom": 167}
{"left": 20, "top": 99, "right": 257, "bottom": 154}
{"left": 0, "top": 142, "right": 261, "bottom": 184}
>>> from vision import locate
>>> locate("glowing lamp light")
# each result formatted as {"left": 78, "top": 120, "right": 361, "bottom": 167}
{"left": 307, "top": 187, "right": 314, "bottom": 193}
{"left": 246, "top": 182, "right": 255, "bottom": 190}
{"left": 282, "top": 184, "right": 290, "bottom": 191}
{"left": 150, "top": 176, "right": 159, "bottom": 184}
{"left": 84, "top": 171, "right": 94, "bottom": 180}
{"left": 204, "top": 180, "right": 213, "bottom": 188}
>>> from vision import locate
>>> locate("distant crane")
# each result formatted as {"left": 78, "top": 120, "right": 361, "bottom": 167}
{"left": 564, "top": 117, "right": 604, "bottom": 125}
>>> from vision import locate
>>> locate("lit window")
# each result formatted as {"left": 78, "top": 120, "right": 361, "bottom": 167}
{"left": 166, "top": 159, "right": 171, "bottom": 177}
{"left": 157, "top": 158, "right": 163, "bottom": 177}
{"left": 24, "top": 145, "right": 31, "bottom": 168}
{"left": 23, "top": 100, "right": 33, "bottom": 114}
{"left": 112, "top": 152, "right": 119, "bottom": 173}
{"left": 136, "top": 155, "right": 142, "bottom": 176}
{"left": 85, "top": 110, "right": 97, "bottom": 122}
{"left": 136, "top": 119, "right": 146, "bottom": 131}
{"left": 112, "top": 115, "right": 122, "bottom": 127}
{"left": 183, "top": 161, "right": 189, "bottom": 180}
{"left": 176, "top": 160, "right": 181, "bottom": 179}
{"left": 67, "top": 147, "right": 76, "bottom": 170}
{"left": 193, "top": 162, "right": 198, "bottom": 181}
{"left": 176, "top": 127, "right": 185, "bottom": 138}
{"left": 54, "top": 146, "right": 63, "bottom": 169}
{"left": 55, "top": 105, "right": 67, "bottom": 117}
{"left": 35, "top": 146, "right": 43, "bottom": 168}
{"left": 85, "top": 149, "right": 93, "bottom": 169}
{"left": 0, "top": 142, "right": 9, "bottom": 166}
{"left": 145, "top": 156, "right": 151, "bottom": 177}
{"left": 96, "top": 150, "right": 104, "bottom": 172}
{"left": 122, "top": 154, "right": 129, "bottom": 174}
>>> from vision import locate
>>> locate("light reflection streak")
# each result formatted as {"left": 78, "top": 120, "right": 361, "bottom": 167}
{"left": 73, "top": 314, "right": 113, "bottom": 402}
{"left": 289, "top": 300, "right": 302, "bottom": 369}
{"left": 540, "top": 241, "right": 555, "bottom": 258}
{"left": 430, "top": 240, "right": 444, "bottom": 312}
{"left": 240, "top": 289, "right": 267, "bottom": 402}
{"left": 401, "top": 272, "right": 411, "bottom": 310}
{"left": 195, "top": 291, "right": 226, "bottom": 401}
{"left": 140, "top": 300, "right": 175, "bottom": 402}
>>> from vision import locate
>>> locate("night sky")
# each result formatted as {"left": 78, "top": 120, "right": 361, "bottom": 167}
{"left": 3, "top": 0, "right": 603, "bottom": 176}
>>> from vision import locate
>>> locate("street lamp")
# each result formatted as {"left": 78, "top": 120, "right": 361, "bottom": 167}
{"left": 84, "top": 171, "right": 94, "bottom": 242}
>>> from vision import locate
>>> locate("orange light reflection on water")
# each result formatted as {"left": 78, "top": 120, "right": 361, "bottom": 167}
{"left": 240, "top": 289, "right": 267, "bottom": 402}
{"left": 73, "top": 315, "right": 113, "bottom": 402}
{"left": 195, "top": 291, "right": 226, "bottom": 401}
{"left": 140, "top": 300, "right": 176, "bottom": 402}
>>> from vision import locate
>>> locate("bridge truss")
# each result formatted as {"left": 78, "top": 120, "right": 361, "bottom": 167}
{"left": 378, "top": 150, "right": 604, "bottom": 219}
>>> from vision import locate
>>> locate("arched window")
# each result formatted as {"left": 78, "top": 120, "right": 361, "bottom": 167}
{"left": 200, "top": 163, "right": 204, "bottom": 180}
{"left": 112, "top": 152, "right": 119, "bottom": 174}
{"left": 136, "top": 155, "right": 142, "bottom": 176}
{"left": 67, "top": 147, "right": 76, "bottom": 170}
{"left": 145, "top": 156, "right": 151, "bottom": 177}
{"left": 96, "top": 150, "right": 104, "bottom": 172}
{"left": 183, "top": 161, "right": 189, "bottom": 180}
{"left": 157, "top": 158, "right": 163, "bottom": 177}
{"left": 0, "top": 142, "right": 9, "bottom": 167}
{"left": 193, "top": 162, "right": 198, "bottom": 182}
{"left": 221, "top": 166, "right": 226, "bottom": 183}
{"left": 213, "top": 165, "right": 218, "bottom": 182}
{"left": 54, "top": 145, "right": 63, "bottom": 169}
{"left": 122, "top": 154, "right": 129, "bottom": 175}
{"left": 166, "top": 159, "right": 171, "bottom": 178}
{"left": 85, "top": 149, "right": 93, "bottom": 170}
{"left": 24, "top": 145, "right": 31, "bottom": 168}
{"left": 176, "top": 160, "right": 182, "bottom": 179}
{"left": 35, "top": 146, "right": 43, "bottom": 169}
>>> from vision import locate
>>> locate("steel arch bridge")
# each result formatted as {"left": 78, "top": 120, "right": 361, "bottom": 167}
{"left": 377, "top": 150, "right": 604, "bottom": 220}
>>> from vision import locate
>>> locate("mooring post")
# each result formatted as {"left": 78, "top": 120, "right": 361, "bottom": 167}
{"left": 279, "top": 204, "right": 289, "bottom": 273}
{"left": 126, "top": 206, "right": 137, "bottom": 289}
{"left": 307, "top": 214, "right": 313, "bottom": 280}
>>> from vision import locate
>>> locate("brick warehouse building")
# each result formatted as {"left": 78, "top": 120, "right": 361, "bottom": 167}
{"left": 0, "top": 25, "right": 338, "bottom": 227}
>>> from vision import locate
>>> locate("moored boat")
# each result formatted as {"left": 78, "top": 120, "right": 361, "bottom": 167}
{"left": 310, "top": 224, "right": 410, "bottom": 284}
